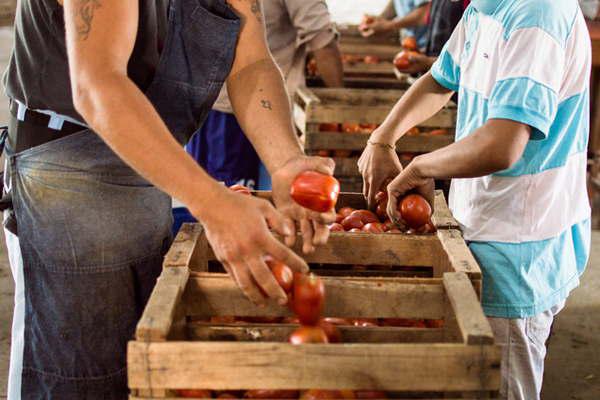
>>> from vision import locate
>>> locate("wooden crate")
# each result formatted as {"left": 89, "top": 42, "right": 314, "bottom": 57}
{"left": 337, "top": 24, "right": 400, "bottom": 47}
{"left": 128, "top": 223, "right": 498, "bottom": 399}
{"left": 0, "top": 0, "right": 16, "bottom": 26}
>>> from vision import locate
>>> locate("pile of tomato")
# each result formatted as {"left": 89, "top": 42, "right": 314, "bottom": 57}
{"left": 393, "top": 37, "right": 421, "bottom": 71}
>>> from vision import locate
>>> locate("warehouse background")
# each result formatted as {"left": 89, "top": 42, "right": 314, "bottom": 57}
{"left": 0, "top": 1, "right": 599, "bottom": 399}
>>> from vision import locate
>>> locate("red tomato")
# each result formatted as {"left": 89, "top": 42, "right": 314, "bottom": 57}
{"left": 265, "top": 257, "right": 294, "bottom": 293}
{"left": 355, "top": 391, "right": 388, "bottom": 399}
{"left": 375, "top": 190, "right": 388, "bottom": 205}
{"left": 362, "top": 223, "right": 385, "bottom": 234}
{"left": 349, "top": 228, "right": 363, "bottom": 233}
{"left": 341, "top": 215, "right": 364, "bottom": 231}
{"left": 382, "top": 220, "right": 395, "bottom": 232}
{"left": 351, "top": 318, "right": 379, "bottom": 327}
{"left": 405, "top": 127, "right": 420, "bottom": 136}
{"left": 229, "top": 184, "right": 252, "bottom": 195}
{"left": 363, "top": 55, "right": 380, "bottom": 64}
{"left": 244, "top": 390, "right": 299, "bottom": 399}
{"left": 318, "top": 320, "right": 342, "bottom": 343}
{"left": 393, "top": 51, "right": 411, "bottom": 70}
{"left": 333, "top": 150, "right": 353, "bottom": 158}
{"left": 316, "top": 150, "right": 332, "bottom": 157}
{"left": 428, "top": 129, "right": 449, "bottom": 136}
{"left": 399, "top": 194, "right": 432, "bottom": 229}
{"left": 342, "top": 123, "right": 362, "bottom": 134}
{"left": 292, "top": 273, "right": 325, "bottom": 326}
{"left": 319, "top": 123, "right": 340, "bottom": 132}
{"left": 338, "top": 207, "right": 355, "bottom": 218}
{"left": 216, "top": 393, "right": 239, "bottom": 399}
{"left": 291, "top": 171, "right": 340, "bottom": 213}
{"left": 425, "top": 319, "right": 445, "bottom": 329}
{"left": 375, "top": 203, "right": 388, "bottom": 220}
{"left": 175, "top": 389, "right": 212, "bottom": 398}
{"left": 300, "top": 390, "right": 352, "bottom": 399}
{"left": 359, "top": 123, "right": 378, "bottom": 131}
{"left": 335, "top": 213, "right": 345, "bottom": 223}
{"left": 328, "top": 223, "right": 345, "bottom": 232}
{"left": 289, "top": 326, "right": 329, "bottom": 344}
{"left": 401, "top": 36, "right": 418, "bottom": 51}
{"left": 350, "top": 210, "right": 379, "bottom": 224}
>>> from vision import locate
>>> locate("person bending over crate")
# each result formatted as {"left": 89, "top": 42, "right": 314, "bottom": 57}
{"left": 2, "top": 0, "right": 336, "bottom": 399}
{"left": 359, "top": 1, "right": 591, "bottom": 399}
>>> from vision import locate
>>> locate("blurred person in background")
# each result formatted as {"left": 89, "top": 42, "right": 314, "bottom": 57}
{"left": 359, "top": 0, "right": 430, "bottom": 49}
{"left": 580, "top": 0, "right": 600, "bottom": 19}
{"left": 186, "top": 0, "right": 343, "bottom": 190}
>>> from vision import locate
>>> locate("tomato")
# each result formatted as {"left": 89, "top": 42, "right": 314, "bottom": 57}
{"left": 333, "top": 150, "right": 353, "bottom": 158}
{"left": 362, "top": 223, "right": 385, "bottom": 234}
{"left": 349, "top": 228, "right": 363, "bottom": 233}
{"left": 402, "top": 36, "right": 418, "bottom": 51}
{"left": 341, "top": 214, "right": 364, "bottom": 231}
{"left": 363, "top": 55, "right": 380, "bottom": 64}
{"left": 393, "top": 51, "right": 411, "bottom": 70}
{"left": 292, "top": 273, "right": 325, "bottom": 326}
{"left": 216, "top": 393, "right": 239, "bottom": 399}
{"left": 316, "top": 150, "right": 332, "bottom": 157}
{"left": 355, "top": 391, "right": 388, "bottom": 399}
{"left": 244, "top": 390, "right": 299, "bottom": 399}
{"left": 342, "top": 54, "right": 360, "bottom": 65}
{"left": 350, "top": 210, "right": 379, "bottom": 224}
{"left": 375, "top": 203, "right": 388, "bottom": 220}
{"left": 175, "top": 389, "right": 212, "bottom": 398}
{"left": 328, "top": 223, "right": 345, "bottom": 232}
{"left": 289, "top": 326, "right": 329, "bottom": 344}
{"left": 405, "top": 127, "right": 420, "bottom": 136}
{"left": 318, "top": 320, "right": 342, "bottom": 343}
{"left": 425, "top": 319, "right": 445, "bottom": 329}
{"left": 323, "top": 317, "right": 352, "bottom": 326}
{"left": 300, "top": 390, "right": 351, "bottom": 399}
{"left": 359, "top": 123, "right": 378, "bottom": 131}
{"left": 382, "top": 220, "right": 395, "bottom": 232}
{"left": 374, "top": 190, "right": 388, "bottom": 205}
{"left": 338, "top": 207, "right": 355, "bottom": 218}
{"left": 319, "top": 123, "right": 340, "bottom": 132}
{"left": 265, "top": 257, "right": 294, "bottom": 293}
{"left": 399, "top": 194, "right": 432, "bottom": 230}
{"left": 428, "top": 129, "right": 449, "bottom": 136}
{"left": 335, "top": 213, "right": 345, "bottom": 223}
{"left": 229, "top": 184, "right": 252, "bottom": 195}
{"left": 342, "top": 123, "right": 362, "bottom": 134}
{"left": 291, "top": 171, "right": 340, "bottom": 213}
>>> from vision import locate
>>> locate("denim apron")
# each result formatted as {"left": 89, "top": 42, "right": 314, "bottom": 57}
{"left": 5, "top": 0, "right": 240, "bottom": 398}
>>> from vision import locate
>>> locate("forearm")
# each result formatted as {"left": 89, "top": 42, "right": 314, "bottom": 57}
{"left": 227, "top": 59, "right": 303, "bottom": 173}
{"left": 372, "top": 72, "right": 453, "bottom": 144}
{"left": 412, "top": 120, "right": 531, "bottom": 179}
{"left": 74, "top": 73, "right": 224, "bottom": 217}
{"left": 312, "top": 40, "right": 344, "bottom": 88}
{"left": 390, "top": 4, "right": 429, "bottom": 30}
{"left": 379, "top": 0, "right": 397, "bottom": 19}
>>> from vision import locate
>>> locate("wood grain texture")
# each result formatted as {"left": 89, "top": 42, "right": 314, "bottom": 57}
{"left": 436, "top": 230, "right": 482, "bottom": 279}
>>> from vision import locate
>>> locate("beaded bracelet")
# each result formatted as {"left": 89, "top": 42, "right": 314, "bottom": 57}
{"left": 367, "top": 140, "right": 395, "bottom": 151}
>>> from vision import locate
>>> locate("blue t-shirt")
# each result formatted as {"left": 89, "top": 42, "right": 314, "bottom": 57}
{"left": 393, "top": 0, "right": 430, "bottom": 48}
{"left": 430, "top": 0, "right": 592, "bottom": 318}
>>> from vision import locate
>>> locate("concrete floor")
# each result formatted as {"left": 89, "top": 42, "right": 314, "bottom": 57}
{"left": 0, "top": 26, "right": 599, "bottom": 400}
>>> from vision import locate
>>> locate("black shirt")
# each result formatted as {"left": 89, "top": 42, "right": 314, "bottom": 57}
{"left": 425, "top": 0, "right": 466, "bottom": 57}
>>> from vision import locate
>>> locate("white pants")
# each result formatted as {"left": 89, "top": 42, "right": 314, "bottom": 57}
{"left": 488, "top": 302, "right": 565, "bottom": 400}
{"left": 6, "top": 228, "right": 24, "bottom": 400}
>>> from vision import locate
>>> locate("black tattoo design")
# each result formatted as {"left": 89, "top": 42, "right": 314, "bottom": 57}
{"left": 260, "top": 99, "right": 272, "bottom": 110}
{"left": 250, "top": 0, "right": 262, "bottom": 22}
{"left": 75, "top": 0, "right": 102, "bottom": 40}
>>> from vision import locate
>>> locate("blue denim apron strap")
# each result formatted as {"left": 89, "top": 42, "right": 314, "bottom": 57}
{"left": 146, "top": 0, "right": 241, "bottom": 144}
{"left": 9, "top": 132, "right": 173, "bottom": 399}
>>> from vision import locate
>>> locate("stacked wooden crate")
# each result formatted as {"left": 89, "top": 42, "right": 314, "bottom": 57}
{"left": 0, "top": 0, "right": 16, "bottom": 27}
{"left": 128, "top": 192, "right": 499, "bottom": 399}
{"left": 294, "top": 87, "right": 456, "bottom": 192}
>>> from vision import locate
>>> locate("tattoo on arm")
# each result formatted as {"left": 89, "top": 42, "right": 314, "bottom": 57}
{"left": 74, "top": 0, "right": 102, "bottom": 41}
{"left": 260, "top": 99, "right": 272, "bottom": 111}
{"left": 250, "top": 0, "right": 262, "bottom": 22}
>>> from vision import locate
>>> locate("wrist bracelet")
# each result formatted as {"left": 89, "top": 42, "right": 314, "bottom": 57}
{"left": 367, "top": 140, "right": 395, "bottom": 151}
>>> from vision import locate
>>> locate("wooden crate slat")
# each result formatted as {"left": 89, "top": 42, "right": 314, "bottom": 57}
{"left": 437, "top": 230, "right": 482, "bottom": 279}
{"left": 305, "top": 131, "right": 454, "bottom": 152}
{"left": 431, "top": 191, "right": 459, "bottom": 229}
{"left": 187, "top": 323, "right": 445, "bottom": 343}
{"left": 135, "top": 267, "right": 189, "bottom": 342}
{"left": 184, "top": 274, "right": 446, "bottom": 319}
{"left": 163, "top": 223, "right": 205, "bottom": 269}
{"left": 128, "top": 341, "right": 501, "bottom": 391}
{"left": 340, "top": 43, "right": 402, "bottom": 61}
{"left": 443, "top": 273, "right": 494, "bottom": 345}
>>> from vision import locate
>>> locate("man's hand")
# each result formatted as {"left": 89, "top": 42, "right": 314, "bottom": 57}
{"left": 271, "top": 156, "right": 337, "bottom": 254}
{"left": 201, "top": 188, "right": 309, "bottom": 306}
{"left": 394, "top": 53, "right": 436, "bottom": 76}
{"left": 359, "top": 16, "right": 395, "bottom": 37}
{"left": 385, "top": 160, "right": 435, "bottom": 229}
{"left": 358, "top": 140, "right": 403, "bottom": 209}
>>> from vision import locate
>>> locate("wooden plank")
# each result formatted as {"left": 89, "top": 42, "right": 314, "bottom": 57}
{"left": 431, "top": 191, "right": 459, "bottom": 229}
{"left": 337, "top": 24, "right": 400, "bottom": 46}
{"left": 344, "top": 62, "right": 396, "bottom": 78}
{"left": 436, "top": 230, "right": 482, "bottom": 279}
{"left": 135, "top": 267, "right": 189, "bottom": 342}
{"left": 340, "top": 42, "right": 403, "bottom": 61}
{"left": 185, "top": 274, "right": 446, "bottom": 320}
{"left": 187, "top": 323, "right": 445, "bottom": 343}
{"left": 128, "top": 341, "right": 501, "bottom": 391}
{"left": 204, "top": 232, "right": 439, "bottom": 267}
{"left": 164, "top": 224, "right": 204, "bottom": 268}
{"left": 305, "top": 131, "right": 454, "bottom": 151}
{"left": 443, "top": 273, "right": 494, "bottom": 345}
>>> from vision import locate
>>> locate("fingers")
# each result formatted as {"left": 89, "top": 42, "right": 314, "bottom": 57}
{"left": 386, "top": 182, "right": 402, "bottom": 224}
{"left": 300, "top": 217, "right": 316, "bottom": 254}
{"left": 362, "top": 178, "right": 370, "bottom": 204}
{"left": 306, "top": 208, "right": 337, "bottom": 225}
{"left": 312, "top": 220, "right": 330, "bottom": 246}
{"left": 246, "top": 256, "right": 288, "bottom": 305}
{"left": 366, "top": 177, "right": 379, "bottom": 210}
{"left": 262, "top": 233, "right": 309, "bottom": 274}
{"left": 303, "top": 156, "right": 335, "bottom": 176}
{"left": 260, "top": 200, "right": 295, "bottom": 240}
{"left": 227, "top": 260, "right": 267, "bottom": 306}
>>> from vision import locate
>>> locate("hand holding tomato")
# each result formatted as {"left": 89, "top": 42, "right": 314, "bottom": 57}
{"left": 357, "top": 137, "right": 403, "bottom": 209}
{"left": 272, "top": 155, "right": 337, "bottom": 254}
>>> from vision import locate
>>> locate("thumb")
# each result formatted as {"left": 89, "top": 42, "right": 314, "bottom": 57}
{"left": 300, "top": 156, "right": 335, "bottom": 176}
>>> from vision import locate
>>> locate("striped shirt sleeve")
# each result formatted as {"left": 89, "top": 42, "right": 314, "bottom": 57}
{"left": 430, "top": 16, "right": 466, "bottom": 92}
